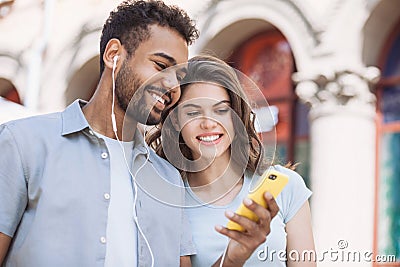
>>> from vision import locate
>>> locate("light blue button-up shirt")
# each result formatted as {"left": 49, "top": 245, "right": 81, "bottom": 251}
{"left": 0, "top": 100, "right": 195, "bottom": 267}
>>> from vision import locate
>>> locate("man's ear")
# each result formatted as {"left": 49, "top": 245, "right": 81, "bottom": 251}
{"left": 103, "top": 38, "right": 124, "bottom": 70}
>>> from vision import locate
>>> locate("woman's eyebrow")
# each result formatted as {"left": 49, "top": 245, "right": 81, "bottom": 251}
{"left": 181, "top": 100, "right": 230, "bottom": 109}
{"left": 182, "top": 103, "right": 201, "bottom": 109}
{"left": 213, "top": 100, "right": 231, "bottom": 107}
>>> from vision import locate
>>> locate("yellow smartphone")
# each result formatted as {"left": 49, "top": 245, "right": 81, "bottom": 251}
{"left": 226, "top": 169, "right": 289, "bottom": 231}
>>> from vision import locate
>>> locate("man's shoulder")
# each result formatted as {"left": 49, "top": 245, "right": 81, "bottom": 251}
{"left": 1, "top": 112, "right": 62, "bottom": 140}
{"left": 3, "top": 112, "right": 61, "bottom": 128}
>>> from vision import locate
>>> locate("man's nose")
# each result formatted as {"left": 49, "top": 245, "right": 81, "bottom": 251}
{"left": 161, "top": 70, "right": 179, "bottom": 90}
{"left": 161, "top": 71, "right": 181, "bottom": 106}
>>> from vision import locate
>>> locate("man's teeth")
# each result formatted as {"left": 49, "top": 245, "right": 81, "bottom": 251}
{"left": 198, "top": 135, "right": 220, "bottom": 142}
{"left": 151, "top": 93, "right": 165, "bottom": 104}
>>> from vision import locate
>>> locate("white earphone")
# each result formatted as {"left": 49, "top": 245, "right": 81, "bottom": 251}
{"left": 113, "top": 55, "right": 119, "bottom": 65}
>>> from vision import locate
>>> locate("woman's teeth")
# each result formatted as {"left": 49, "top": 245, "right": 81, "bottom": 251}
{"left": 198, "top": 135, "right": 220, "bottom": 142}
{"left": 151, "top": 93, "right": 165, "bottom": 104}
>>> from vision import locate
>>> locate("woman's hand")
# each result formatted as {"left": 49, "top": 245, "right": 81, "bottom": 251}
{"left": 212, "top": 192, "right": 279, "bottom": 266}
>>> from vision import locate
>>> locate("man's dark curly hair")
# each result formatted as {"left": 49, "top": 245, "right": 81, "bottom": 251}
{"left": 99, "top": 0, "right": 199, "bottom": 74}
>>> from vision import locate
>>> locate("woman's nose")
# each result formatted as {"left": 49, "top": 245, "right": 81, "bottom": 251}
{"left": 200, "top": 117, "right": 218, "bottom": 129}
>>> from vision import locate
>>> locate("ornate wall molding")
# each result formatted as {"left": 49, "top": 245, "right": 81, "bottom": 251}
{"left": 293, "top": 67, "right": 380, "bottom": 109}
{"left": 202, "top": 0, "right": 322, "bottom": 45}
{"left": 193, "top": 0, "right": 323, "bottom": 63}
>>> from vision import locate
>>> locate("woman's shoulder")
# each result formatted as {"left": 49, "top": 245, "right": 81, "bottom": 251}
{"left": 272, "top": 164, "right": 307, "bottom": 187}
{"left": 272, "top": 165, "right": 312, "bottom": 223}
{"left": 246, "top": 165, "right": 307, "bottom": 186}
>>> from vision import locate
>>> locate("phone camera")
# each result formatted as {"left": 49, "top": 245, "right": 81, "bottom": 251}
{"left": 268, "top": 174, "right": 277, "bottom": 180}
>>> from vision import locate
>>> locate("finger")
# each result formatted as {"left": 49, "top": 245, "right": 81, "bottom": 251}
{"left": 225, "top": 210, "right": 258, "bottom": 233}
{"left": 264, "top": 192, "right": 279, "bottom": 218}
{"left": 242, "top": 198, "right": 271, "bottom": 226}
{"left": 242, "top": 198, "right": 273, "bottom": 235}
{"left": 215, "top": 225, "right": 251, "bottom": 244}
{"left": 215, "top": 225, "right": 266, "bottom": 250}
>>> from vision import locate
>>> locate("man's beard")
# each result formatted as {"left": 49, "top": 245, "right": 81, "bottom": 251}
{"left": 115, "top": 61, "right": 163, "bottom": 125}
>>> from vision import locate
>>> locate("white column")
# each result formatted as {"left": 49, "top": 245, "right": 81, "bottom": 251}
{"left": 294, "top": 67, "right": 380, "bottom": 266}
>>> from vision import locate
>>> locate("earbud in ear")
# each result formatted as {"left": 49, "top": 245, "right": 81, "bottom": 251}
{"left": 112, "top": 55, "right": 119, "bottom": 73}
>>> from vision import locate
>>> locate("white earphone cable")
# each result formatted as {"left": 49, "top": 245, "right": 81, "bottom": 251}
{"left": 111, "top": 57, "right": 154, "bottom": 267}
{"left": 111, "top": 57, "right": 118, "bottom": 132}
{"left": 219, "top": 238, "right": 230, "bottom": 267}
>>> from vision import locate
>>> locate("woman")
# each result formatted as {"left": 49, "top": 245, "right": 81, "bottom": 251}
{"left": 147, "top": 55, "right": 315, "bottom": 266}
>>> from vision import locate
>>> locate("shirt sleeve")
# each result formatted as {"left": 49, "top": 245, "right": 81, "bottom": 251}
{"left": 180, "top": 209, "right": 197, "bottom": 256}
{"left": 274, "top": 165, "right": 312, "bottom": 224}
{"left": 0, "top": 124, "right": 28, "bottom": 237}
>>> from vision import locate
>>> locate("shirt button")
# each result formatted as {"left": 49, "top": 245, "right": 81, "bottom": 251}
{"left": 104, "top": 193, "right": 110, "bottom": 200}
{"left": 100, "top": 237, "right": 106, "bottom": 244}
{"left": 101, "top": 152, "right": 108, "bottom": 159}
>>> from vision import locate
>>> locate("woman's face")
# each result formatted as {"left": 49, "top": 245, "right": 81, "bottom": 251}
{"left": 177, "top": 82, "right": 235, "bottom": 161}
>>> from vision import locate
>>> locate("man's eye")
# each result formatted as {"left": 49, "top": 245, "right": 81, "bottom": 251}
{"left": 155, "top": 62, "right": 167, "bottom": 69}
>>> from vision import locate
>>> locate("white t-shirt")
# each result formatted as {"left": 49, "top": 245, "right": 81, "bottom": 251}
{"left": 96, "top": 132, "right": 138, "bottom": 267}
{"left": 184, "top": 165, "right": 312, "bottom": 267}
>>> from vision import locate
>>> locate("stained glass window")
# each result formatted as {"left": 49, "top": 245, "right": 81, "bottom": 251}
{"left": 378, "top": 133, "right": 400, "bottom": 260}
{"left": 377, "top": 22, "right": 400, "bottom": 264}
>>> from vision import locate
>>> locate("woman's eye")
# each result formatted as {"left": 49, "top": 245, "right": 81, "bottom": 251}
{"left": 186, "top": 111, "right": 200, "bottom": 117}
{"left": 216, "top": 109, "right": 229, "bottom": 114}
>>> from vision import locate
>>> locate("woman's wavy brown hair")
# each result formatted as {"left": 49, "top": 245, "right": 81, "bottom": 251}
{"left": 146, "top": 55, "right": 270, "bottom": 174}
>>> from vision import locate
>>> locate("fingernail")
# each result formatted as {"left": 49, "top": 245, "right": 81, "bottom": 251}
{"left": 226, "top": 210, "right": 234, "bottom": 218}
{"left": 215, "top": 225, "right": 223, "bottom": 231}
{"left": 265, "top": 192, "right": 273, "bottom": 199}
{"left": 244, "top": 198, "right": 252, "bottom": 205}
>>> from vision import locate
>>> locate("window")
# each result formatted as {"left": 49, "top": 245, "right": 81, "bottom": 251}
{"left": 376, "top": 20, "right": 400, "bottom": 266}
{"left": 0, "top": 78, "right": 21, "bottom": 104}
{"left": 229, "top": 30, "right": 310, "bottom": 183}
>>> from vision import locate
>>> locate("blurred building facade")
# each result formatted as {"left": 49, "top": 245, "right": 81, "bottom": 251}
{"left": 0, "top": 0, "right": 399, "bottom": 266}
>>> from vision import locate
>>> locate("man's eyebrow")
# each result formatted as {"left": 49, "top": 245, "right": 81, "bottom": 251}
{"left": 154, "top": 52, "right": 177, "bottom": 65}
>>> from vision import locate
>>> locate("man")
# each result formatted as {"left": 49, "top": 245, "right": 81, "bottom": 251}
{"left": 0, "top": 1, "right": 198, "bottom": 266}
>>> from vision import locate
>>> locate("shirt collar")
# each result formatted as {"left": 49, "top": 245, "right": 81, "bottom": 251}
{"left": 61, "top": 99, "right": 90, "bottom": 136}
{"left": 61, "top": 99, "right": 151, "bottom": 154}
{"left": 61, "top": 99, "right": 154, "bottom": 162}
